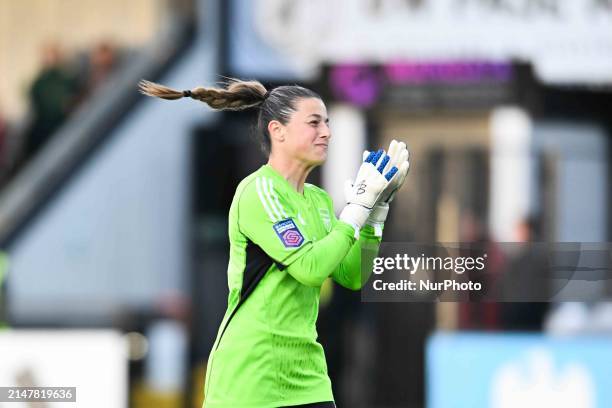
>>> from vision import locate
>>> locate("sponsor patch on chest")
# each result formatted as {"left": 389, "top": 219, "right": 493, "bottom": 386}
{"left": 273, "top": 218, "right": 305, "bottom": 248}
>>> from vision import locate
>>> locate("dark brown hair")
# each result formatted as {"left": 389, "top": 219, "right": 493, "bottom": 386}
{"left": 138, "top": 77, "right": 321, "bottom": 154}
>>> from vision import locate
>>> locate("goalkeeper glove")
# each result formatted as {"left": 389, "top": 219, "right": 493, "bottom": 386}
{"left": 376, "top": 139, "right": 410, "bottom": 204}
{"left": 346, "top": 140, "right": 410, "bottom": 236}
{"left": 339, "top": 149, "right": 399, "bottom": 238}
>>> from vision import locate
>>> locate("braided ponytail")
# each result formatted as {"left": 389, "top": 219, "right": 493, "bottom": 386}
{"left": 138, "top": 77, "right": 268, "bottom": 111}
{"left": 139, "top": 77, "right": 322, "bottom": 155}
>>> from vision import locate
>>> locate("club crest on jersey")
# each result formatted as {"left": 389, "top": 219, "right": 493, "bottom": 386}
{"left": 273, "top": 218, "right": 304, "bottom": 248}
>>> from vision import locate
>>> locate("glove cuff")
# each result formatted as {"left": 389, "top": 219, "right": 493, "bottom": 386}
{"left": 367, "top": 202, "right": 389, "bottom": 224}
{"left": 339, "top": 203, "right": 371, "bottom": 239}
{"left": 366, "top": 203, "right": 389, "bottom": 238}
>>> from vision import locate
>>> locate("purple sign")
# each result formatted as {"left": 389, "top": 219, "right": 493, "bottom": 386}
{"left": 329, "top": 64, "right": 381, "bottom": 108}
{"left": 328, "top": 61, "right": 513, "bottom": 106}
{"left": 384, "top": 61, "right": 512, "bottom": 84}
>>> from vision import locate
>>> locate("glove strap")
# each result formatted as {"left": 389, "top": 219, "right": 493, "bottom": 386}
{"left": 366, "top": 203, "right": 389, "bottom": 237}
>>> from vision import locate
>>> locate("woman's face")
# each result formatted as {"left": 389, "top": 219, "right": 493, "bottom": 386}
{"left": 273, "top": 97, "right": 331, "bottom": 166}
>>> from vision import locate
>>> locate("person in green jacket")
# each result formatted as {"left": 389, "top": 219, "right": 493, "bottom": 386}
{"left": 139, "top": 78, "right": 410, "bottom": 408}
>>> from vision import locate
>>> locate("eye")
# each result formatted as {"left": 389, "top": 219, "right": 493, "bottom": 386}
{"left": 309, "top": 121, "right": 319, "bottom": 126}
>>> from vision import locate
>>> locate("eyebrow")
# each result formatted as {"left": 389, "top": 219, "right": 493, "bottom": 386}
{"left": 307, "top": 114, "right": 329, "bottom": 121}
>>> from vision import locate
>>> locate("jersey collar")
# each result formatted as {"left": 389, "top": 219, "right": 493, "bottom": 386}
{"left": 261, "top": 164, "right": 308, "bottom": 200}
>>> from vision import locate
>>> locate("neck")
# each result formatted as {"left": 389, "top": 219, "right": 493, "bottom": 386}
{"left": 267, "top": 153, "right": 315, "bottom": 194}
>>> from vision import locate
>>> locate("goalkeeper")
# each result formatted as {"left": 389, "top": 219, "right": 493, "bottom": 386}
{"left": 139, "top": 78, "right": 409, "bottom": 408}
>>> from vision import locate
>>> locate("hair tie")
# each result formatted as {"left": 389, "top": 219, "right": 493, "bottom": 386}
{"left": 182, "top": 90, "right": 192, "bottom": 97}
{"left": 263, "top": 90, "right": 271, "bottom": 100}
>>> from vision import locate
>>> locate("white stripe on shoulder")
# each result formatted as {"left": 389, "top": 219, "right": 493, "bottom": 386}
{"left": 268, "top": 179, "right": 289, "bottom": 218}
{"left": 261, "top": 177, "right": 283, "bottom": 220}
{"left": 255, "top": 177, "right": 277, "bottom": 222}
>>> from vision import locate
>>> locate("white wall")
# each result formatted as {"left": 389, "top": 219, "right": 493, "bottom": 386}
{"left": 489, "top": 107, "right": 533, "bottom": 242}
{"left": 322, "top": 104, "right": 367, "bottom": 214}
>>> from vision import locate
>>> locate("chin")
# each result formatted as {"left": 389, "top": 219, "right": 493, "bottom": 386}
{"left": 301, "top": 150, "right": 327, "bottom": 166}
{"left": 312, "top": 153, "right": 327, "bottom": 166}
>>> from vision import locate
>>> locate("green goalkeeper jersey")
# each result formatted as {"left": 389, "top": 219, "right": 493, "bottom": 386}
{"left": 203, "top": 164, "right": 381, "bottom": 408}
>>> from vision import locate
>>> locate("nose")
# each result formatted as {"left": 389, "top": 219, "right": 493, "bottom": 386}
{"left": 320, "top": 122, "right": 331, "bottom": 140}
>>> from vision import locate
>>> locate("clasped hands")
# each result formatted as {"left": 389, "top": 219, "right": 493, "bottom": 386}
{"left": 339, "top": 140, "right": 410, "bottom": 236}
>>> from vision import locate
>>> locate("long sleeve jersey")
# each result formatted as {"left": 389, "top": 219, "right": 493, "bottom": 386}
{"left": 203, "top": 164, "right": 382, "bottom": 408}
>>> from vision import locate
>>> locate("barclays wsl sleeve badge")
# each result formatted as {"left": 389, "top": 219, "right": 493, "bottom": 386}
{"left": 273, "top": 218, "right": 304, "bottom": 248}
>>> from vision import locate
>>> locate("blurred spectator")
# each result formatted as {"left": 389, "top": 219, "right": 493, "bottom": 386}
{"left": 498, "top": 215, "right": 550, "bottom": 330}
{"left": 80, "top": 41, "right": 119, "bottom": 98}
{"left": 458, "top": 211, "right": 506, "bottom": 329}
{"left": 22, "top": 42, "right": 80, "bottom": 165}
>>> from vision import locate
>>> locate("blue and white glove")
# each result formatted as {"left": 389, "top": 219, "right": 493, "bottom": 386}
{"left": 338, "top": 149, "right": 398, "bottom": 238}
{"left": 344, "top": 140, "right": 410, "bottom": 236}
{"left": 339, "top": 149, "right": 399, "bottom": 238}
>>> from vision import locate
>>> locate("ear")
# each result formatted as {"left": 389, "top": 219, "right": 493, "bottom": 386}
{"left": 268, "top": 120, "right": 286, "bottom": 143}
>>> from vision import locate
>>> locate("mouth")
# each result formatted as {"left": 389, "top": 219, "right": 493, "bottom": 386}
{"left": 315, "top": 144, "right": 328, "bottom": 149}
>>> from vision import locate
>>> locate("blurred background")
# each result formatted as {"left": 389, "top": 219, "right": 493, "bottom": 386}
{"left": 0, "top": 0, "right": 611, "bottom": 407}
